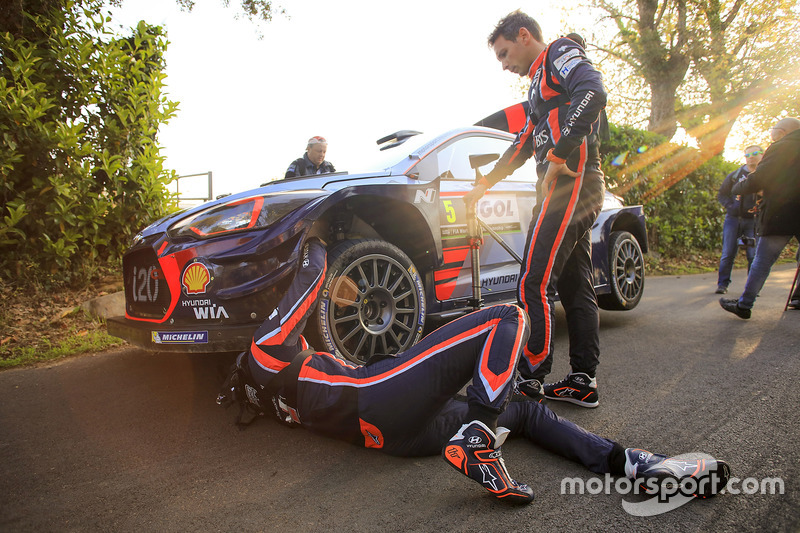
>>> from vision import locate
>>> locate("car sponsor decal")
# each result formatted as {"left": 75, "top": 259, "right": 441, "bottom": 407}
{"left": 151, "top": 331, "right": 209, "bottom": 344}
{"left": 318, "top": 297, "right": 333, "bottom": 349}
{"left": 407, "top": 264, "right": 426, "bottom": 332}
{"left": 439, "top": 192, "right": 522, "bottom": 240}
{"left": 482, "top": 272, "right": 519, "bottom": 290}
{"left": 181, "top": 299, "right": 230, "bottom": 320}
{"left": 182, "top": 261, "right": 211, "bottom": 295}
{"left": 414, "top": 188, "right": 437, "bottom": 204}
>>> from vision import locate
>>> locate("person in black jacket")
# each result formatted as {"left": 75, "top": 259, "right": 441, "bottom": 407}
{"left": 715, "top": 146, "right": 763, "bottom": 294}
{"left": 790, "top": 248, "right": 800, "bottom": 310}
{"left": 464, "top": 11, "right": 606, "bottom": 407}
{"left": 285, "top": 136, "right": 336, "bottom": 178}
{"left": 720, "top": 117, "right": 800, "bottom": 319}
{"left": 218, "top": 239, "right": 730, "bottom": 504}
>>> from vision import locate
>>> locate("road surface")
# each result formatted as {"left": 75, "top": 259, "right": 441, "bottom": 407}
{"left": 1, "top": 266, "right": 798, "bottom": 532}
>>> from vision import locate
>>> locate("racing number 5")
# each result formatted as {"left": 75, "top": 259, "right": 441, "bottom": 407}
{"left": 443, "top": 200, "right": 456, "bottom": 223}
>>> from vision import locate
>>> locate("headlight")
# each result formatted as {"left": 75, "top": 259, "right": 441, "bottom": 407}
{"left": 167, "top": 190, "right": 325, "bottom": 240}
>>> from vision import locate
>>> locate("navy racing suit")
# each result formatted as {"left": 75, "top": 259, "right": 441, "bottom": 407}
{"left": 237, "top": 239, "right": 621, "bottom": 473}
{"left": 482, "top": 36, "right": 607, "bottom": 382}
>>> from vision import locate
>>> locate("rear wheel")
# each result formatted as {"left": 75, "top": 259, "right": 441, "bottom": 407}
{"left": 598, "top": 230, "right": 644, "bottom": 310}
{"left": 314, "top": 239, "right": 426, "bottom": 364}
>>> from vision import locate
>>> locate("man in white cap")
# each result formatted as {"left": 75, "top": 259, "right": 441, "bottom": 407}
{"left": 285, "top": 136, "right": 336, "bottom": 178}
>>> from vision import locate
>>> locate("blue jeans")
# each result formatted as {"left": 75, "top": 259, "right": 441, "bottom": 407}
{"left": 717, "top": 215, "right": 756, "bottom": 288}
{"left": 738, "top": 235, "right": 793, "bottom": 309}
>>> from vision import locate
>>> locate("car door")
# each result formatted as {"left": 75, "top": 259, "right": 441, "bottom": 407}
{"left": 430, "top": 132, "right": 538, "bottom": 304}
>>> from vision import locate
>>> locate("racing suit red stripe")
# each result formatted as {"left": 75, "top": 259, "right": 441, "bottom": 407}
{"left": 299, "top": 315, "right": 513, "bottom": 391}
{"left": 254, "top": 266, "right": 325, "bottom": 348}
{"left": 518, "top": 166, "right": 584, "bottom": 366}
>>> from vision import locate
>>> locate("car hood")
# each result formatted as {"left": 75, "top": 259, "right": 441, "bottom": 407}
{"left": 133, "top": 170, "right": 400, "bottom": 240}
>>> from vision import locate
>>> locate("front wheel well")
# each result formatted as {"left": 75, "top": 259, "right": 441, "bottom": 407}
{"left": 609, "top": 212, "right": 648, "bottom": 254}
{"left": 309, "top": 195, "right": 438, "bottom": 272}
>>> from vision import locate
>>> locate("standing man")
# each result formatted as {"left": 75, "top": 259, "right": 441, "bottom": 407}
{"left": 720, "top": 117, "right": 800, "bottom": 319}
{"left": 285, "top": 136, "right": 336, "bottom": 178}
{"left": 715, "top": 146, "right": 763, "bottom": 294}
{"left": 464, "top": 11, "right": 607, "bottom": 407}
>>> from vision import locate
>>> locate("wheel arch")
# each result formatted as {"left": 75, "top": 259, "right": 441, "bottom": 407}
{"left": 607, "top": 209, "right": 649, "bottom": 254}
{"left": 307, "top": 194, "right": 440, "bottom": 272}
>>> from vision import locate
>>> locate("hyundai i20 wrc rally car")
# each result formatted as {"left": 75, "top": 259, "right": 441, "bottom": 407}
{"left": 108, "top": 107, "right": 648, "bottom": 365}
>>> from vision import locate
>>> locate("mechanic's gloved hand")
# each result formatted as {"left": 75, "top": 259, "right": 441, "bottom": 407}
{"left": 463, "top": 180, "right": 489, "bottom": 208}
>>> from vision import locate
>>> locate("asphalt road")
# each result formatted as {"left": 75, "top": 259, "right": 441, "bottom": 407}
{"left": 2, "top": 265, "right": 799, "bottom": 532}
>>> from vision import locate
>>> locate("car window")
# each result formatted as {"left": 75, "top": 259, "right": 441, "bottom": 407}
{"left": 431, "top": 135, "right": 539, "bottom": 183}
{"left": 434, "top": 136, "right": 510, "bottom": 180}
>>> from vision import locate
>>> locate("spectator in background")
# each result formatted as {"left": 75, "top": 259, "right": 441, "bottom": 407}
{"left": 789, "top": 248, "right": 800, "bottom": 310}
{"left": 285, "top": 136, "right": 336, "bottom": 178}
{"left": 720, "top": 117, "right": 800, "bottom": 319}
{"left": 715, "top": 145, "right": 763, "bottom": 294}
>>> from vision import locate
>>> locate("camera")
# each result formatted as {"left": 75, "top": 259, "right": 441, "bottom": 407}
{"left": 738, "top": 236, "right": 756, "bottom": 248}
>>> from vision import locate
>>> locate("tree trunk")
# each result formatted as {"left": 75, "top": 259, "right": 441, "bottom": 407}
{"left": 648, "top": 80, "right": 680, "bottom": 139}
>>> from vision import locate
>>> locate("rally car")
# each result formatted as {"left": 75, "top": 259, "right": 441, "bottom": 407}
{"left": 108, "top": 115, "right": 647, "bottom": 365}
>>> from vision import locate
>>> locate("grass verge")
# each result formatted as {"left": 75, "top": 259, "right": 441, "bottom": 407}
{"left": 0, "top": 327, "right": 124, "bottom": 369}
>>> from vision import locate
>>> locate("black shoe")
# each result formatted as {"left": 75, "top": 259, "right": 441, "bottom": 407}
{"left": 543, "top": 372, "right": 598, "bottom": 408}
{"left": 443, "top": 421, "right": 534, "bottom": 504}
{"left": 514, "top": 377, "right": 545, "bottom": 403}
{"left": 715, "top": 286, "right": 727, "bottom": 294}
{"left": 719, "top": 298, "right": 751, "bottom": 319}
{"left": 788, "top": 299, "right": 800, "bottom": 310}
{"left": 624, "top": 448, "right": 731, "bottom": 498}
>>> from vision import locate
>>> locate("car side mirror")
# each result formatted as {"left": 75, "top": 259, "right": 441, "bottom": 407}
{"left": 469, "top": 153, "right": 500, "bottom": 169}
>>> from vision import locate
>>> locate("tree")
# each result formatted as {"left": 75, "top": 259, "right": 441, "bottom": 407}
{"left": 1, "top": 0, "right": 178, "bottom": 282}
{"left": 594, "top": 0, "right": 691, "bottom": 140}
{"left": 174, "top": 0, "right": 284, "bottom": 23}
{"left": 1, "top": 0, "right": 284, "bottom": 36}
{"left": 584, "top": 0, "right": 800, "bottom": 154}
{"left": 680, "top": 0, "right": 800, "bottom": 154}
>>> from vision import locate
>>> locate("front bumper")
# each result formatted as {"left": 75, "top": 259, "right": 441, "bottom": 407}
{"left": 107, "top": 316, "right": 259, "bottom": 353}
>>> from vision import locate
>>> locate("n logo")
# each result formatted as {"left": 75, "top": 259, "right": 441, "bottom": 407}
{"left": 414, "top": 188, "right": 436, "bottom": 204}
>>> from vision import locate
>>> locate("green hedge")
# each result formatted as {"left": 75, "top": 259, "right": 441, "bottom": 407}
{"left": 0, "top": 0, "right": 178, "bottom": 285}
{"left": 601, "top": 124, "right": 738, "bottom": 255}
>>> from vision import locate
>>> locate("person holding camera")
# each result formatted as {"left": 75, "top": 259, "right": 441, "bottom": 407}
{"left": 720, "top": 117, "right": 800, "bottom": 318}
{"left": 715, "top": 145, "right": 763, "bottom": 294}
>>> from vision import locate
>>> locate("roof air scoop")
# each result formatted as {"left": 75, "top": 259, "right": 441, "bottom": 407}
{"left": 376, "top": 130, "right": 423, "bottom": 151}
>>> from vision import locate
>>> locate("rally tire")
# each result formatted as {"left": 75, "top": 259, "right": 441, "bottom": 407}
{"left": 314, "top": 239, "right": 426, "bottom": 365}
{"left": 598, "top": 231, "right": 644, "bottom": 311}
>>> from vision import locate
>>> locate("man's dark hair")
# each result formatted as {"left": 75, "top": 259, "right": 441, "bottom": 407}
{"left": 565, "top": 32, "right": 586, "bottom": 49}
{"left": 488, "top": 10, "right": 543, "bottom": 46}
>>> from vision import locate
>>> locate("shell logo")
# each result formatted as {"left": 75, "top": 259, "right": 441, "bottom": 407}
{"left": 182, "top": 262, "right": 211, "bottom": 294}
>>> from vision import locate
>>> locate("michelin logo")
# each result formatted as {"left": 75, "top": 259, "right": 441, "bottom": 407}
{"left": 152, "top": 331, "right": 209, "bottom": 344}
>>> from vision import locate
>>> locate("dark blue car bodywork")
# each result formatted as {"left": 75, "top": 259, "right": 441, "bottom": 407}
{"left": 109, "top": 124, "right": 647, "bottom": 364}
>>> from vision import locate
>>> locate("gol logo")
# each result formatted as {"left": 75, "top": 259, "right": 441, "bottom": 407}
{"left": 182, "top": 262, "right": 211, "bottom": 294}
